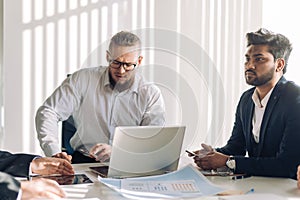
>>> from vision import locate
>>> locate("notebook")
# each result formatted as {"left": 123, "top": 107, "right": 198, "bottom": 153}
{"left": 89, "top": 125, "right": 186, "bottom": 178}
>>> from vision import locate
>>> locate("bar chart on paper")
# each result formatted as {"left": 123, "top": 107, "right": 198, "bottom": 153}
{"left": 121, "top": 180, "right": 200, "bottom": 193}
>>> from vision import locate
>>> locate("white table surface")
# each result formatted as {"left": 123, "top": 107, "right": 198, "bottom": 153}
{"left": 61, "top": 161, "right": 300, "bottom": 200}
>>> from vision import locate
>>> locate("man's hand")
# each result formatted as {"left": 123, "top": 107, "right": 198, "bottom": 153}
{"left": 52, "top": 152, "right": 72, "bottom": 163}
{"left": 31, "top": 157, "right": 74, "bottom": 175}
{"left": 194, "top": 151, "right": 229, "bottom": 170}
{"left": 89, "top": 143, "right": 111, "bottom": 162}
{"left": 188, "top": 143, "right": 214, "bottom": 158}
{"left": 21, "top": 178, "right": 66, "bottom": 199}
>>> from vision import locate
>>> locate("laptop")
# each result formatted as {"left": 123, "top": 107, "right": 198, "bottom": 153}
{"left": 89, "top": 125, "right": 186, "bottom": 178}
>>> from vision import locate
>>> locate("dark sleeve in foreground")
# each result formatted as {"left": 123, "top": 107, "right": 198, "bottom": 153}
{"left": 0, "top": 150, "right": 36, "bottom": 177}
{"left": 0, "top": 172, "right": 20, "bottom": 199}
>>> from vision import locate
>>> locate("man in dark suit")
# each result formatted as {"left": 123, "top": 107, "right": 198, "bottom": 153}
{"left": 0, "top": 150, "right": 74, "bottom": 199}
{"left": 0, "top": 150, "right": 73, "bottom": 177}
{"left": 190, "top": 28, "right": 300, "bottom": 179}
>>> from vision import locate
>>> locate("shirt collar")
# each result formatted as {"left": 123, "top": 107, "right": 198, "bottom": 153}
{"left": 252, "top": 87, "right": 274, "bottom": 108}
{"left": 103, "top": 67, "right": 111, "bottom": 87}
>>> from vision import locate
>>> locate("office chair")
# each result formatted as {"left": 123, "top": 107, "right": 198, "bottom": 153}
{"left": 61, "top": 115, "right": 76, "bottom": 154}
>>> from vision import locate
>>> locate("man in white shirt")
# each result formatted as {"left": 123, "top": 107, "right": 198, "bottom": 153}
{"left": 36, "top": 31, "right": 165, "bottom": 163}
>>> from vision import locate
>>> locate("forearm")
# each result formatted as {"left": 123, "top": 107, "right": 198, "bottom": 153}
{"left": 36, "top": 106, "right": 61, "bottom": 156}
{"left": 0, "top": 153, "right": 35, "bottom": 177}
{"left": 216, "top": 144, "right": 246, "bottom": 156}
{"left": 234, "top": 156, "right": 298, "bottom": 179}
{"left": 215, "top": 131, "right": 247, "bottom": 156}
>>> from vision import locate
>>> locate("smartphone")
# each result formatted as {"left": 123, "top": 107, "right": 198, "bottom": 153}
{"left": 78, "top": 147, "right": 96, "bottom": 158}
{"left": 89, "top": 166, "right": 109, "bottom": 178}
{"left": 30, "top": 174, "right": 93, "bottom": 185}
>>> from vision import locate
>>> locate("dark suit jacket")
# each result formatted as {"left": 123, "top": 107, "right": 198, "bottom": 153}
{"left": 0, "top": 150, "right": 36, "bottom": 177}
{"left": 0, "top": 172, "right": 20, "bottom": 200}
{"left": 216, "top": 76, "right": 300, "bottom": 179}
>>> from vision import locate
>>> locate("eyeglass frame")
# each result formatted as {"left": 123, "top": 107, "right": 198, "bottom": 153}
{"left": 108, "top": 59, "right": 139, "bottom": 71}
{"left": 106, "top": 50, "right": 141, "bottom": 71}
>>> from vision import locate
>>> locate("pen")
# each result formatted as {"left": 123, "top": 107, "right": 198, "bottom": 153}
{"left": 245, "top": 188, "right": 254, "bottom": 194}
{"left": 231, "top": 174, "right": 251, "bottom": 180}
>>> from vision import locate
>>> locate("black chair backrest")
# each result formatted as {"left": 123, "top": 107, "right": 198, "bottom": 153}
{"left": 62, "top": 116, "right": 77, "bottom": 154}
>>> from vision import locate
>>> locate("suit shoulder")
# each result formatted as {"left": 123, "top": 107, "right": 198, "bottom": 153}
{"left": 239, "top": 87, "right": 255, "bottom": 101}
{"left": 275, "top": 80, "right": 300, "bottom": 100}
{"left": 284, "top": 80, "right": 300, "bottom": 92}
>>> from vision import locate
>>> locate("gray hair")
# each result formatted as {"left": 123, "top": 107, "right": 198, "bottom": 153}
{"left": 109, "top": 31, "right": 141, "bottom": 53}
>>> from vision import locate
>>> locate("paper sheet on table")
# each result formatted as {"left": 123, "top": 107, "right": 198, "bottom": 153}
{"left": 98, "top": 164, "right": 225, "bottom": 199}
{"left": 218, "top": 193, "right": 287, "bottom": 200}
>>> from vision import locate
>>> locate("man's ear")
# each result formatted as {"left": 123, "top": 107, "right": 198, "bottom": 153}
{"left": 137, "top": 56, "right": 143, "bottom": 65}
{"left": 106, "top": 51, "right": 110, "bottom": 62}
{"left": 276, "top": 58, "right": 285, "bottom": 72}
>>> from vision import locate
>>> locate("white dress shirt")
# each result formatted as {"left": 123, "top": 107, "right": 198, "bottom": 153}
{"left": 36, "top": 66, "right": 165, "bottom": 156}
{"left": 251, "top": 88, "right": 274, "bottom": 143}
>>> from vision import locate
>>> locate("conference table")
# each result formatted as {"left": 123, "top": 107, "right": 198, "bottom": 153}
{"left": 62, "top": 159, "right": 300, "bottom": 199}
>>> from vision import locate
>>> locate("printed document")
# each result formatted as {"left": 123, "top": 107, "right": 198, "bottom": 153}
{"left": 98, "top": 164, "right": 225, "bottom": 199}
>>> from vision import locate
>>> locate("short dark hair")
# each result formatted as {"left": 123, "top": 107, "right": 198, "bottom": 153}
{"left": 246, "top": 28, "right": 292, "bottom": 74}
{"left": 109, "top": 31, "right": 141, "bottom": 53}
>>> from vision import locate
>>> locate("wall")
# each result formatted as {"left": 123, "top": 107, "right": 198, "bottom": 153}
{"left": 262, "top": 0, "right": 300, "bottom": 85}
{"left": 3, "top": 0, "right": 262, "bottom": 154}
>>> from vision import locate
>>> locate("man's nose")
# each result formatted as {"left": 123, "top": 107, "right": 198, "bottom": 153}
{"left": 245, "top": 61, "right": 255, "bottom": 70}
{"left": 118, "top": 64, "right": 126, "bottom": 73}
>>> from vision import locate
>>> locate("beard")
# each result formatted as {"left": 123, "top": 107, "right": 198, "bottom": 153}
{"left": 109, "top": 71, "right": 135, "bottom": 92}
{"left": 114, "top": 78, "right": 134, "bottom": 91}
{"left": 245, "top": 66, "right": 275, "bottom": 86}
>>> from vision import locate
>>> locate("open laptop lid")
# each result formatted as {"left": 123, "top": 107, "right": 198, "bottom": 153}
{"left": 106, "top": 125, "right": 186, "bottom": 178}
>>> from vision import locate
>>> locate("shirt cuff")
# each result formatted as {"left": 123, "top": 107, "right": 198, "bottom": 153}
{"left": 29, "top": 156, "right": 42, "bottom": 176}
{"left": 16, "top": 189, "right": 22, "bottom": 200}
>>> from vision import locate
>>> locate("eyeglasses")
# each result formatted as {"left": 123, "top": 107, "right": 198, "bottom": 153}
{"left": 109, "top": 59, "right": 138, "bottom": 71}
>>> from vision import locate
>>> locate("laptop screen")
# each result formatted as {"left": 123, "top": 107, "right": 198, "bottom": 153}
{"left": 106, "top": 125, "right": 186, "bottom": 178}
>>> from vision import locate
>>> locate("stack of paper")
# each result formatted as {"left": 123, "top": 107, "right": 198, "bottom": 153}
{"left": 98, "top": 164, "right": 225, "bottom": 199}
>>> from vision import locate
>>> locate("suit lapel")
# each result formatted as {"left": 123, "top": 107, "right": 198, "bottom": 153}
{"left": 257, "top": 78, "right": 285, "bottom": 155}
{"left": 246, "top": 98, "right": 255, "bottom": 154}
